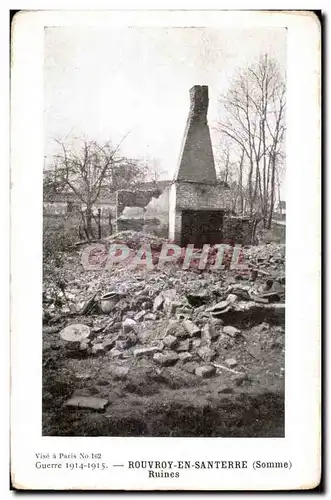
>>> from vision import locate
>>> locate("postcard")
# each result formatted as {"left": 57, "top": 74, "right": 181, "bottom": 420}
{"left": 10, "top": 8, "right": 321, "bottom": 491}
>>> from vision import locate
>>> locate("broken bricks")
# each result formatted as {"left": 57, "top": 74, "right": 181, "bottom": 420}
{"left": 133, "top": 345, "right": 163, "bottom": 358}
{"left": 195, "top": 365, "right": 216, "bottom": 378}
{"left": 153, "top": 352, "right": 179, "bottom": 367}
{"left": 225, "top": 358, "right": 238, "bottom": 368}
{"left": 197, "top": 346, "right": 216, "bottom": 362}
{"left": 63, "top": 396, "right": 109, "bottom": 411}
{"left": 223, "top": 325, "right": 241, "bottom": 338}
{"left": 162, "top": 335, "right": 178, "bottom": 349}
{"left": 182, "top": 319, "right": 201, "bottom": 337}
{"left": 201, "top": 324, "right": 219, "bottom": 344}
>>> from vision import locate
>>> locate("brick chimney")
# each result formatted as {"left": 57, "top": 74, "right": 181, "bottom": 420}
{"left": 168, "top": 85, "right": 231, "bottom": 246}
{"left": 174, "top": 85, "right": 217, "bottom": 184}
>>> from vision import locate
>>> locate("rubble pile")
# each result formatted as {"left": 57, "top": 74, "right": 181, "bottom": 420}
{"left": 245, "top": 243, "right": 285, "bottom": 275}
{"left": 42, "top": 241, "right": 285, "bottom": 431}
{"left": 105, "top": 230, "right": 170, "bottom": 252}
{"left": 43, "top": 241, "right": 285, "bottom": 396}
{"left": 54, "top": 280, "right": 284, "bottom": 379}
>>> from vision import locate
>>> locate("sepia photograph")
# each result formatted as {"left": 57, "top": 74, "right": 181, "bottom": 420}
{"left": 10, "top": 7, "right": 321, "bottom": 491}
{"left": 42, "top": 25, "right": 286, "bottom": 438}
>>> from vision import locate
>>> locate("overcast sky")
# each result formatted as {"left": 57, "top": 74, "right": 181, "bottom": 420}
{"left": 44, "top": 26, "right": 286, "bottom": 190}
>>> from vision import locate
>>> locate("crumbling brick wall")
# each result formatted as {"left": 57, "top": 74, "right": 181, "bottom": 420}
{"left": 116, "top": 190, "right": 161, "bottom": 217}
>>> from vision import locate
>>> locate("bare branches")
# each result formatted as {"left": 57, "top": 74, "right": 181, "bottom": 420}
{"left": 216, "top": 53, "right": 286, "bottom": 226}
{"left": 48, "top": 134, "right": 149, "bottom": 239}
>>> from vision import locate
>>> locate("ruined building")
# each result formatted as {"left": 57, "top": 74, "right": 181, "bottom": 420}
{"left": 169, "top": 85, "right": 231, "bottom": 246}
{"left": 43, "top": 85, "right": 254, "bottom": 244}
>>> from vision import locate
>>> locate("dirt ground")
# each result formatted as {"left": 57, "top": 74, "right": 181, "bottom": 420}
{"left": 42, "top": 236, "right": 285, "bottom": 437}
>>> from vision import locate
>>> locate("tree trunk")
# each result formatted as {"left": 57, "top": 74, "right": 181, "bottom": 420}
{"left": 267, "top": 154, "right": 276, "bottom": 229}
{"left": 85, "top": 204, "right": 95, "bottom": 239}
{"left": 239, "top": 148, "right": 244, "bottom": 215}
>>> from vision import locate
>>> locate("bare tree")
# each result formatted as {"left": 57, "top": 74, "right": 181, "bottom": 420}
{"left": 218, "top": 53, "right": 286, "bottom": 227}
{"left": 50, "top": 137, "right": 148, "bottom": 238}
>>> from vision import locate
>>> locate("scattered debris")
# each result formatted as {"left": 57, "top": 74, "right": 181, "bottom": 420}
{"left": 223, "top": 325, "right": 241, "bottom": 338}
{"left": 225, "top": 358, "right": 238, "bottom": 368}
{"left": 195, "top": 365, "right": 216, "bottom": 378}
{"left": 133, "top": 345, "right": 163, "bottom": 357}
{"left": 153, "top": 352, "right": 179, "bottom": 366}
{"left": 183, "top": 320, "right": 201, "bottom": 337}
{"left": 213, "top": 362, "right": 243, "bottom": 375}
{"left": 59, "top": 324, "right": 91, "bottom": 344}
{"left": 63, "top": 396, "right": 109, "bottom": 411}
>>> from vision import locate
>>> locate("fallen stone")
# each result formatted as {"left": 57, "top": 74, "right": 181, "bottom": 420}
{"left": 79, "top": 341, "right": 90, "bottom": 353}
{"left": 64, "top": 396, "right": 108, "bottom": 411}
{"left": 115, "top": 339, "right": 131, "bottom": 350}
{"left": 109, "top": 365, "right": 130, "bottom": 379}
{"left": 217, "top": 334, "right": 234, "bottom": 350}
{"left": 166, "top": 301, "right": 183, "bottom": 317}
{"left": 162, "top": 335, "right": 178, "bottom": 349}
{"left": 134, "top": 310, "right": 147, "bottom": 322}
{"left": 162, "top": 289, "right": 178, "bottom": 303}
{"left": 133, "top": 345, "right": 163, "bottom": 357}
{"left": 183, "top": 320, "right": 201, "bottom": 337}
{"left": 75, "top": 373, "right": 91, "bottom": 380}
{"left": 122, "top": 318, "right": 137, "bottom": 334}
{"left": 211, "top": 305, "right": 232, "bottom": 318}
{"left": 175, "top": 339, "right": 191, "bottom": 352}
{"left": 116, "top": 299, "right": 130, "bottom": 313}
{"left": 176, "top": 312, "right": 191, "bottom": 320}
{"left": 102, "top": 338, "right": 116, "bottom": 350}
{"left": 108, "top": 321, "right": 122, "bottom": 333}
{"left": 197, "top": 346, "right": 216, "bottom": 362}
{"left": 234, "top": 373, "right": 250, "bottom": 386}
{"left": 118, "top": 331, "right": 137, "bottom": 348}
{"left": 153, "top": 352, "right": 179, "bottom": 366}
{"left": 144, "top": 312, "right": 157, "bottom": 321}
{"left": 178, "top": 352, "right": 193, "bottom": 363}
{"left": 109, "top": 348, "right": 124, "bottom": 359}
{"left": 183, "top": 362, "right": 199, "bottom": 374}
{"left": 225, "top": 358, "right": 238, "bottom": 368}
{"left": 218, "top": 385, "right": 234, "bottom": 394}
{"left": 245, "top": 343, "right": 262, "bottom": 359}
{"left": 209, "top": 300, "right": 229, "bottom": 312}
{"left": 166, "top": 320, "right": 189, "bottom": 339}
{"left": 195, "top": 365, "right": 216, "bottom": 378}
{"left": 223, "top": 325, "right": 241, "bottom": 338}
{"left": 60, "top": 324, "right": 91, "bottom": 344}
{"left": 141, "top": 300, "right": 153, "bottom": 310}
{"left": 153, "top": 293, "right": 164, "bottom": 311}
{"left": 227, "top": 286, "right": 251, "bottom": 301}
{"left": 210, "top": 317, "right": 224, "bottom": 327}
{"left": 91, "top": 343, "right": 104, "bottom": 356}
{"left": 201, "top": 324, "right": 219, "bottom": 344}
{"left": 192, "top": 338, "right": 201, "bottom": 349}
{"left": 226, "top": 294, "right": 238, "bottom": 304}
{"left": 249, "top": 269, "right": 258, "bottom": 282}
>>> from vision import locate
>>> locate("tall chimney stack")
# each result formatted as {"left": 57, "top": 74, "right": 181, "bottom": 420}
{"left": 174, "top": 85, "right": 217, "bottom": 184}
